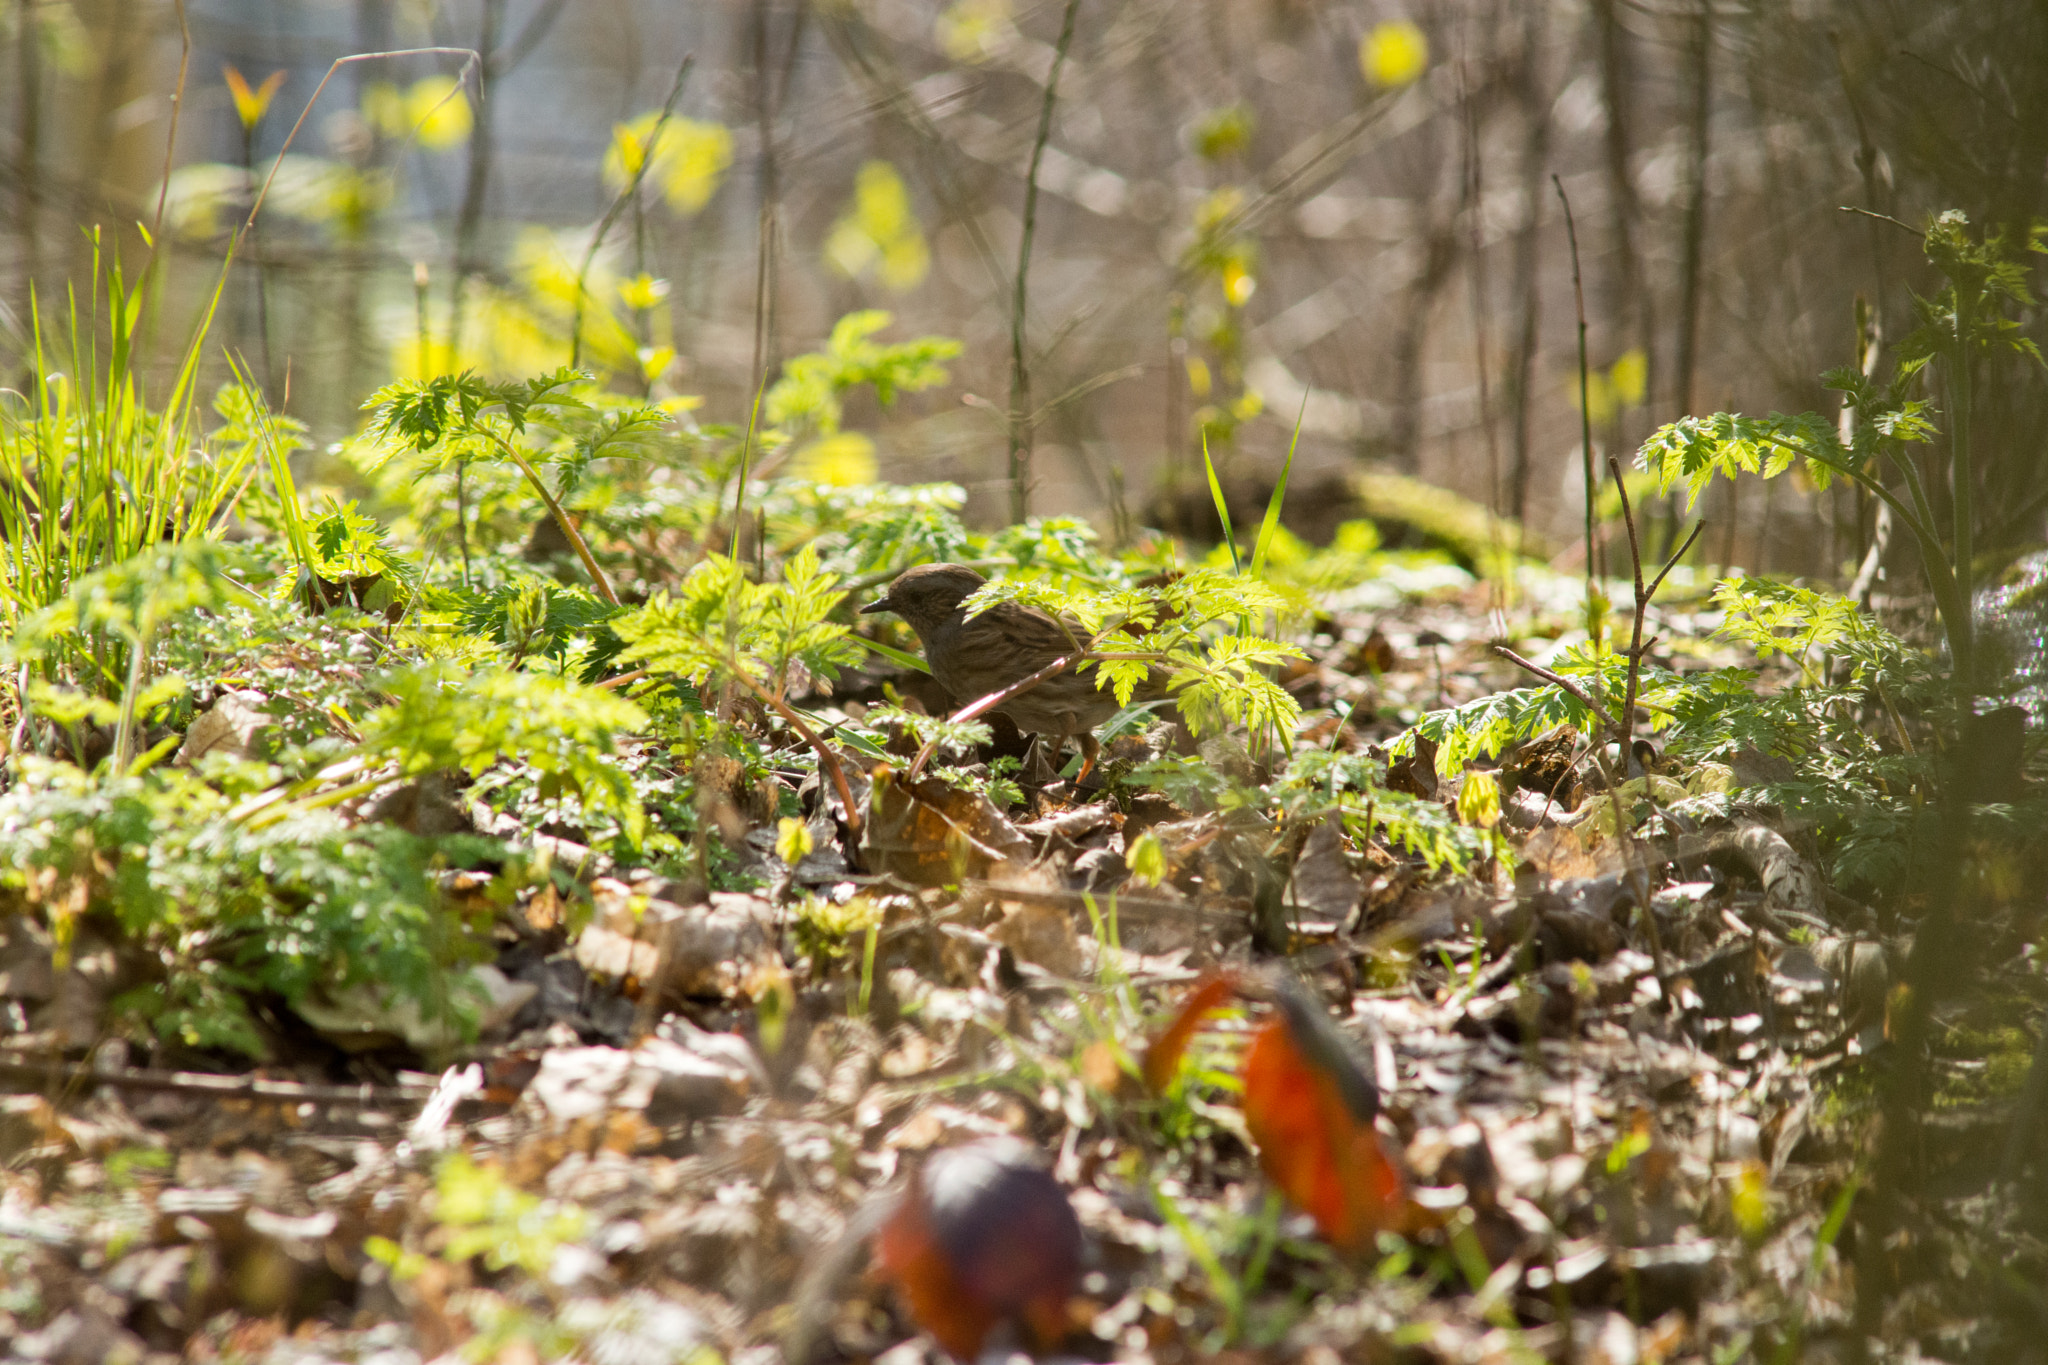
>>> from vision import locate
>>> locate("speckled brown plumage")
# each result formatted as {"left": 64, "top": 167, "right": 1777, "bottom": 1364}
{"left": 861, "top": 563, "right": 1169, "bottom": 774}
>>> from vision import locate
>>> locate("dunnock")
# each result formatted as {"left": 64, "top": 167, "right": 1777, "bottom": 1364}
{"left": 861, "top": 563, "right": 1170, "bottom": 777}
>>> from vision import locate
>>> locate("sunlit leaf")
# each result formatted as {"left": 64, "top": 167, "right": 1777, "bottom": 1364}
{"left": 223, "top": 65, "right": 286, "bottom": 130}
{"left": 1126, "top": 831, "right": 1168, "bottom": 887}
{"left": 776, "top": 817, "right": 814, "bottom": 866}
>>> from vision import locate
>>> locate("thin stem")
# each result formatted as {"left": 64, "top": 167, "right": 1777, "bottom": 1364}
{"left": 1949, "top": 284, "right": 1975, "bottom": 695}
{"left": 13, "top": 0, "right": 41, "bottom": 302}
{"left": 1648, "top": 520, "right": 1708, "bottom": 604}
{"left": 1008, "top": 0, "right": 1083, "bottom": 525}
{"left": 1553, "top": 175, "right": 1598, "bottom": 601}
{"left": 146, "top": 0, "right": 190, "bottom": 253}
{"left": 1673, "top": 0, "right": 1712, "bottom": 418}
{"left": 1607, "top": 457, "right": 1700, "bottom": 755}
{"left": 1457, "top": 40, "right": 1505, "bottom": 598}
{"left": 1609, "top": 454, "right": 1646, "bottom": 749}
{"left": 729, "top": 202, "right": 775, "bottom": 561}
{"left": 1506, "top": 0, "right": 1549, "bottom": 526}
{"left": 570, "top": 55, "right": 694, "bottom": 370}
{"left": 1492, "top": 643, "right": 1625, "bottom": 747}
{"left": 484, "top": 431, "right": 618, "bottom": 605}
{"left": 238, "top": 109, "right": 276, "bottom": 397}
{"left": 748, "top": 0, "right": 803, "bottom": 383}
{"left": 448, "top": 0, "right": 504, "bottom": 358}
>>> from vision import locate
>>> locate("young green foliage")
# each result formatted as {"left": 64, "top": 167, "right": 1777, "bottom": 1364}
{"left": 456, "top": 578, "right": 622, "bottom": 673}
{"left": 1274, "top": 746, "right": 1489, "bottom": 875}
{"left": 1710, "top": 575, "right": 1886, "bottom": 685}
{"left": 611, "top": 545, "right": 862, "bottom": 703}
{"left": 1392, "top": 574, "right": 1983, "bottom": 894}
{"left": 0, "top": 756, "right": 498, "bottom": 1056}
{"left": 1637, "top": 210, "right": 2042, "bottom": 691}
{"left": 362, "top": 367, "right": 668, "bottom": 605}
{"left": 360, "top": 662, "right": 650, "bottom": 847}
{"left": 764, "top": 310, "right": 961, "bottom": 440}
{"left": 962, "top": 565, "right": 1308, "bottom": 749}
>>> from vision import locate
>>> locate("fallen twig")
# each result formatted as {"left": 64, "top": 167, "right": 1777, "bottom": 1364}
{"left": 0, "top": 1058, "right": 441, "bottom": 1107}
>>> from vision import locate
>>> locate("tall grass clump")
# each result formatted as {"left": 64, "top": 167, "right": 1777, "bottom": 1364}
{"left": 0, "top": 234, "right": 265, "bottom": 746}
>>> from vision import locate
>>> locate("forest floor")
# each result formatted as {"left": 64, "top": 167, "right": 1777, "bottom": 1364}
{"left": 0, "top": 562, "right": 2031, "bottom": 1365}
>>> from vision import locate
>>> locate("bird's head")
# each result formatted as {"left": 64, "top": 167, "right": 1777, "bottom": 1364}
{"left": 861, "top": 563, "right": 989, "bottom": 636}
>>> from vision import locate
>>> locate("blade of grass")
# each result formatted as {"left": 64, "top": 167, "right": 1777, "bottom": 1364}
{"left": 851, "top": 634, "right": 932, "bottom": 674}
{"left": 1249, "top": 387, "right": 1309, "bottom": 581}
{"left": 1152, "top": 1178, "right": 1244, "bottom": 1340}
{"left": 1202, "top": 431, "right": 1240, "bottom": 573}
{"left": 729, "top": 183, "right": 778, "bottom": 563}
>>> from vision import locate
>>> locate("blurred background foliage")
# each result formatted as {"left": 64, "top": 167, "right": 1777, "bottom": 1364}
{"left": 2, "top": 0, "right": 2045, "bottom": 574}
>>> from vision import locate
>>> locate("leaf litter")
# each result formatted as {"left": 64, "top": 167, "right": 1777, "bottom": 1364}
{"left": 0, "top": 563, "right": 2019, "bottom": 1365}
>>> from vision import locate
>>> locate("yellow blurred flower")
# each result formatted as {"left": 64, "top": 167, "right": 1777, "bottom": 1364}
{"left": 1360, "top": 20, "right": 1429, "bottom": 88}
{"left": 1730, "top": 1160, "right": 1770, "bottom": 1240}
{"left": 1185, "top": 356, "right": 1213, "bottom": 398}
{"left": 1457, "top": 768, "right": 1501, "bottom": 828}
{"left": 157, "top": 163, "right": 247, "bottom": 239}
{"left": 512, "top": 227, "right": 585, "bottom": 309}
{"left": 776, "top": 816, "right": 814, "bottom": 866}
{"left": 1194, "top": 186, "right": 1246, "bottom": 234}
{"left": 1607, "top": 348, "right": 1648, "bottom": 407}
{"left": 1192, "top": 104, "right": 1255, "bottom": 161}
{"left": 361, "top": 76, "right": 473, "bottom": 149}
{"left": 361, "top": 83, "right": 405, "bottom": 137}
{"left": 1573, "top": 370, "right": 1616, "bottom": 426}
{"left": 793, "top": 431, "right": 879, "bottom": 486}
{"left": 264, "top": 155, "right": 391, "bottom": 237}
{"left": 936, "top": 0, "right": 1014, "bottom": 64}
{"left": 618, "top": 273, "right": 672, "bottom": 312}
{"left": 405, "top": 75, "right": 473, "bottom": 150}
{"left": 824, "top": 162, "right": 929, "bottom": 293}
{"left": 1222, "top": 259, "right": 1257, "bottom": 307}
{"left": 604, "top": 114, "right": 734, "bottom": 216}
{"left": 637, "top": 346, "right": 676, "bottom": 384}
{"left": 1570, "top": 350, "right": 1650, "bottom": 426}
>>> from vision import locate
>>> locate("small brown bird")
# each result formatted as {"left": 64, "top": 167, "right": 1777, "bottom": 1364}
{"left": 861, "top": 563, "right": 1167, "bottom": 778}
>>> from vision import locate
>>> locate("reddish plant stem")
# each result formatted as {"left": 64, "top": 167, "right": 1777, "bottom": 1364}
{"left": 732, "top": 672, "right": 862, "bottom": 839}
{"left": 904, "top": 648, "right": 1088, "bottom": 782}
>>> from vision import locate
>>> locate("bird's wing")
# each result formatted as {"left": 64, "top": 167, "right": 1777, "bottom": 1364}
{"left": 953, "top": 603, "right": 1089, "bottom": 665}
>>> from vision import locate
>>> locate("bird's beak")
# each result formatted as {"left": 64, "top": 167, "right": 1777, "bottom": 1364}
{"left": 860, "top": 595, "right": 893, "bottom": 616}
